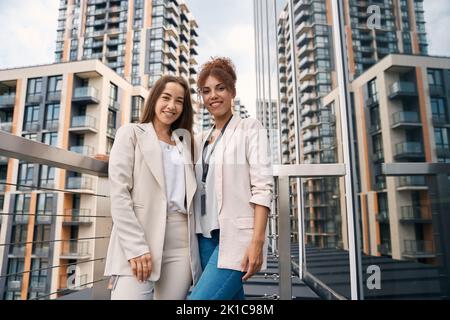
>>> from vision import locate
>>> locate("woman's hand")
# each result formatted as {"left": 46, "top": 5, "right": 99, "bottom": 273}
{"left": 129, "top": 253, "right": 152, "bottom": 282}
{"left": 241, "top": 240, "right": 264, "bottom": 281}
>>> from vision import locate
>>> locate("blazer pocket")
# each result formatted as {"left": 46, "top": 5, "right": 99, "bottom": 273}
{"left": 236, "top": 217, "right": 254, "bottom": 229}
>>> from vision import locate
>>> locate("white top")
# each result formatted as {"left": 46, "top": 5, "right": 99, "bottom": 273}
{"left": 194, "top": 143, "right": 220, "bottom": 238}
{"left": 159, "top": 140, "right": 187, "bottom": 214}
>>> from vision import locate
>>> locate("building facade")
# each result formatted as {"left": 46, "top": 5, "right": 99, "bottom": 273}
{"left": 0, "top": 60, "right": 148, "bottom": 300}
{"left": 55, "top": 0, "right": 199, "bottom": 91}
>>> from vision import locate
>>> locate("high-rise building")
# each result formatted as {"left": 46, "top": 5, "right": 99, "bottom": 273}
{"left": 234, "top": 98, "right": 250, "bottom": 119}
{"left": 0, "top": 60, "right": 148, "bottom": 300}
{"left": 55, "top": 0, "right": 199, "bottom": 92}
{"left": 255, "top": 0, "right": 450, "bottom": 299}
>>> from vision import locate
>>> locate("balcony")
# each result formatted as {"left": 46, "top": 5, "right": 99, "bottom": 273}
{"left": 47, "top": 91, "right": 61, "bottom": 102}
{"left": 72, "top": 87, "right": 100, "bottom": 104}
{"left": 69, "top": 145, "right": 95, "bottom": 156}
{"left": 429, "top": 84, "right": 444, "bottom": 97}
{"left": 60, "top": 240, "right": 91, "bottom": 260}
{"left": 403, "top": 240, "right": 435, "bottom": 259}
{"left": 7, "top": 279, "right": 23, "bottom": 291}
{"left": 0, "top": 122, "right": 13, "bottom": 133}
{"left": 400, "top": 206, "right": 432, "bottom": 224}
{"left": 376, "top": 210, "right": 389, "bottom": 223}
{"left": 394, "top": 142, "right": 424, "bottom": 161}
{"left": 44, "top": 120, "right": 60, "bottom": 132}
{"left": 397, "top": 175, "right": 428, "bottom": 191}
{"left": 0, "top": 93, "right": 16, "bottom": 107}
{"left": 302, "top": 130, "right": 318, "bottom": 142}
{"left": 69, "top": 115, "right": 98, "bottom": 134}
{"left": 63, "top": 209, "right": 93, "bottom": 226}
{"left": 14, "top": 214, "right": 29, "bottom": 224}
{"left": 389, "top": 81, "right": 418, "bottom": 99}
{"left": 9, "top": 245, "right": 26, "bottom": 257}
{"left": 36, "top": 211, "right": 53, "bottom": 224}
{"left": 23, "top": 122, "right": 40, "bottom": 133}
{"left": 33, "top": 243, "right": 50, "bottom": 257}
{"left": 391, "top": 111, "right": 421, "bottom": 129}
{"left": 66, "top": 176, "right": 94, "bottom": 192}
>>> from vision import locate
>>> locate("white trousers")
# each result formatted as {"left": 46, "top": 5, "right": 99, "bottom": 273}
{"left": 110, "top": 213, "right": 192, "bottom": 300}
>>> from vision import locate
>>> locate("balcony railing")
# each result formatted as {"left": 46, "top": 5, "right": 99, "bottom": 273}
{"left": 66, "top": 176, "right": 94, "bottom": 191}
{"left": 72, "top": 87, "right": 100, "bottom": 104}
{"left": 60, "top": 240, "right": 91, "bottom": 260}
{"left": 400, "top": 206, "right": 432, "bottom": 223}
{"left": 36, "top": 210, "right": 53, "bottom": 224}
{"left": 69, "top": 145, "right": 95, "bottom": 156}
{"left": 391, "top": 111, "right": 421, "bottom": 128}
{"left": 0, "top": 122, "right": 13, "bottom": 133}
{"left": 0, "top": 93, "right": 16, "bottom": 106}
{"left": 403, "top": 240, "right": 435, "bottom": 258}
{"left": 378, "top": 242, "right": 392, "bottom": 255}
{"left": 389, "top": 81, "right": 417, "bottom": 99}
{"left": 394, "top": 142, "right": 424, "bottom": 160}
{"left": 63, "top": 209, "right": 93, "bottom": 225}
{"left": 26, "top": 94, "right": 43, "bottom": 105}
{"left": 397, "top": 175, "right": 427, "bottom": 189}
{"left": 70, "top": 115, "right": 98, "bottom": 133}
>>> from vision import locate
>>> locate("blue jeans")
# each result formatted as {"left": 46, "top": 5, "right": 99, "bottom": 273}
{"left": 188, "top": 230, "right": 245, "bottom": 300}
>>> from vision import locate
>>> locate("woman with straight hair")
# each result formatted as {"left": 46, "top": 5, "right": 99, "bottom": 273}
{"left": 188, "top": 57, "right": 273, "bottom": 300}
{"left": 104, "top": 75, "right": 201, "bottom": 300}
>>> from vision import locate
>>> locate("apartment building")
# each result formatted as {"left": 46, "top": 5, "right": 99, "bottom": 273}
{"left": 0, "top": 60, "right": 148, "bottom": 300}
{"left": 55, "top": 0, "right": 199, "bottom": 92}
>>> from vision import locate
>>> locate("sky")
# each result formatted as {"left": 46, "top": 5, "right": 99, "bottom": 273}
{"left": 1, "top": 0, "right": 450, "bottom": 117}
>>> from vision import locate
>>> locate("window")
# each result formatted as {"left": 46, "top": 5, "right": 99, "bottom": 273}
{"left": 27, "top": 78, "right": 43, "bottom": 96}
{"left": 23, "top": 105, "right": 40, "bottom": 132}
{"left": 431, "top": 98, "right": 447, "bottom": 121}
{"left": 39, "top": 165, "right": 55, "bottom": 188}
{"left": 17, "top": 163, "right": 34, "bottom": 189}
{"left": 45, "top": 104, "right": 60, "bottom": 130}
{"left": 47, "top": 76, "right": 63, "bottom": 93}
{"left": 29, "top": 259, "right": 48, "bottom": 294}
{"left": 43, "top": 132, "right": 58, "bottom": 146}
{"left": 428, "top": 69, "right": 443, "bottom": 87}
{"left": 109, "top": 83, "right": 118, "bottom": 108}
{"left": 131, "top": 96, "right": 144, "bottom": 122}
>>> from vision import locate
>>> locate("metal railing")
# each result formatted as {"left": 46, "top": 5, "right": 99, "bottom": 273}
{"left": 0, "top": 130, "right": 110, "bottom": 300}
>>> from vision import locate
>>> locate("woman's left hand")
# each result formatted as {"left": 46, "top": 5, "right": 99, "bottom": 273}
{"left": 241, "top": 240, "right": 264, "bottom": 281}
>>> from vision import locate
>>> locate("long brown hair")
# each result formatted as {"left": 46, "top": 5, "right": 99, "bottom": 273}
{"left": 141, "top": 75, "right": 193, "bottom": 134}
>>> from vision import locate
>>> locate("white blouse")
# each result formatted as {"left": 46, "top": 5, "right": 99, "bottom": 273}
{"left": 159, "top": 140, "right": 187, "bottom": 214}
{"left": 193, "top": 143, "right": 220, "bottom": 238}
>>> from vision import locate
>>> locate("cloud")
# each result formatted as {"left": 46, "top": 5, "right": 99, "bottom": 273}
{"left": 0, "top": 0, "right": 59, "bottom": 69}
{"left": 424, "top": 0, "right": 450, "bottom": 56}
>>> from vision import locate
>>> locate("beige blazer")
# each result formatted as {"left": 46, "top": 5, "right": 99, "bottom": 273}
{"left": 104, "top": 122, "right": 202, "bottom": 284}
{"left": 194, "top": 114, "right": 273, "bottom": 271}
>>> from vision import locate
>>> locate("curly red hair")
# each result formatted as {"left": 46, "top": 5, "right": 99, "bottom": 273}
{"left": 197, "top": 57, "right": 237, "bottom": 94}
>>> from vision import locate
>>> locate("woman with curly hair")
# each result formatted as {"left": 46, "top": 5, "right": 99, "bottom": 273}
{"left": 188, "top": 57, "right": 273, "bottom": 300}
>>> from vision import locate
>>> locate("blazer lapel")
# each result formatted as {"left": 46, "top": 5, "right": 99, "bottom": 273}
{"left": 136, "top": 122, "right": 165, "bottom": 192}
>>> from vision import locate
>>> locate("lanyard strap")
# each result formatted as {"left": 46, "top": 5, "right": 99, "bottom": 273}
{"left": 201, "top": 115, "right": 233, "bottom": 184}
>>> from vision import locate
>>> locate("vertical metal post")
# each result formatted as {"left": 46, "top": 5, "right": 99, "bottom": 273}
{"left": 278, "top": 176, "right": 292, "bottom": 300}
{"left": 330, "top": 0, "right": 364, "bottom": 300}
{"left": 288, "top": 0, "right": 305, "bottom": 280}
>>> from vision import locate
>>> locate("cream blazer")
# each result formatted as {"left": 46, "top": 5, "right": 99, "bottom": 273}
{"left": 194, "top": 114, "right": 273, "bottom": 271}
{"left": 104, "top": 122, "right": 202, "bottom": 284}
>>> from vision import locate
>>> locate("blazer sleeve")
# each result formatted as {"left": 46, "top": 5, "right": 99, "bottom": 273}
{"left": 109, "top": 124, "right": 150, "bottom": 261}
{"left": 246, "top": 119, "right": 274, "bottom": 209}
